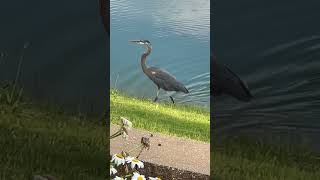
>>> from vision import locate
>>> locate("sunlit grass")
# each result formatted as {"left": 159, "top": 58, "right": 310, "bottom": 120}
{"left": 110, "top": 89, "right": 210, "bottom": 142}
{"left": 111, "top": 89, "right": 320, "bottom": 179}
{"left": 0, "top": 103, "right": 107, "bottom": 179}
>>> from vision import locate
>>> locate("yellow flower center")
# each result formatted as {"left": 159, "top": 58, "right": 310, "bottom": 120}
{"left": 132, "top": 159, "right": 139, "bottom": 163}
{"left": 137, "top": 176, "right": 143, "bottom": 180}
{"left": 116, "top": 154, "right": 124, "bottom": 158}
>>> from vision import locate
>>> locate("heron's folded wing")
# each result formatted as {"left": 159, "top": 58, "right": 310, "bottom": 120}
{"left": 148, "top": 67, "right": 177, "bottom": 80}
{"left": 215, "top": 63, "right": 253, "bottom": 101}
{"left": 148, "top": 67, "right": 186, "bottom": 91}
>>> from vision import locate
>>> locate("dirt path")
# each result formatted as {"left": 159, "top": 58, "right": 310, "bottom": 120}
{"left": 110, "top": 124, "right": 210, "bottom": 175}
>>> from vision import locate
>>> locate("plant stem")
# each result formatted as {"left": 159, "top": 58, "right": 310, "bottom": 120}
{"left": 127, "top": 144, "right": 143, "bottom": 155}
{"left": 110, "top": 130, "right": 122, "bottom": 139}
{"left": 11, "top": 43, "right": 27, "bottom": 103}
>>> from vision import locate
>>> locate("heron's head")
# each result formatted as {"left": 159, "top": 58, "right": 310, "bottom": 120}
{"left": 129, "top": 40, "right": 152, "bottom": 49}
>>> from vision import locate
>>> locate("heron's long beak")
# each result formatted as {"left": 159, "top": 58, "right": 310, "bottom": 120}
{"left": 129, "top": 40, "right": 140, "bottom": 43}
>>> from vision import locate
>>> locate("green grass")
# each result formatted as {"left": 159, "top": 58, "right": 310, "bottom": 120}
{"left": 110, "top": 90, "right": 320, "bottom": 179}
{"left": 7, "top": 87, "right": 315, "bottom": 179}
{"left": 0, "top": 102, "right": 107, "bottom": 179}
{"left": 110, "top": 89, "right": 210, "bottom": 142}
{"left": 212, "top": 137, "right": 320, "bottom": 180}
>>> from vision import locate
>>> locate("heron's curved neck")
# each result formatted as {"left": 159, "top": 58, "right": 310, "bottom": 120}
{"left": 141, "top": 45, "right": 152, "bottom": 73}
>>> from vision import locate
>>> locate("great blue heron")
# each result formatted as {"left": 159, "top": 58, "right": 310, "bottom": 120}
{"left": 130, "top": 40, "right": 189, "bottom": 104}
{"left": 97, "top": 3, "right": 252, "bottom": 102}
{"left": 212, "top": 54, "right": 253, "bottom": 102}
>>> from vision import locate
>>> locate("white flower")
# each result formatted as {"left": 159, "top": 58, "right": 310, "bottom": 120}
{"left": 149, "top": 177, "right": 161, "bottom": 180}
{"left": 131, "top": 172, "right": 146, "bottom": 180}
{"left": 121, "top": 117, "right": 132, "bottom": 129}
{"left": 110, "top": 165, "right": 117, "bottom": 175}
{"left": 111, "top": 153, "right": 125, "bottom": 166}
{"left": 125, "top": 156, "right": 144, "bottom": 169}
{"left": 113, "top": 176, "right": 126, "bottom": 180}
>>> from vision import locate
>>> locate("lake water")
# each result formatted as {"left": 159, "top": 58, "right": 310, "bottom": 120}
{"left": 2, "top": 0, "right": 319, "bottom": 151}
{"left": 213, "top": 0, "right": 320, "bottom": 151}
{"left": 110, "top": 0, "right": 210, "bottom": 108}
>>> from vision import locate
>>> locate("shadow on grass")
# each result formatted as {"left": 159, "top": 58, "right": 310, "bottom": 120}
{"left": 212, "top": 136, "right": 320, "bottom": 180}
{"left": 0, "top": 103, "right": 107, "bottom": 179}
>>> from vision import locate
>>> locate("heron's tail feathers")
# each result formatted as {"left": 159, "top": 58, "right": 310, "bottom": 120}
{"left": 184, "top": 87, "right": 189, "bottom": 94}
{"left": 166, "top": 80, "right": 189, "bottom": 94}
{"left": 178, "top": 84, "right": 189, "bottom": 94}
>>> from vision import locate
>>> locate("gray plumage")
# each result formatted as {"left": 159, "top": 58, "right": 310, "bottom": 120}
{"left": 130, "top": 40, "right": 189, "bottom": 103}
{"left": 212, "top": 54, "right": 253, "bottom": 102}
{"left": 147, "top": 67, "right": 189, "bottom": 93}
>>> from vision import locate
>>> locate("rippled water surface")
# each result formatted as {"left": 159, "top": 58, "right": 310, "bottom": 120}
{"left": 214, "top": 0, "right": 320, "bottom": 150}
{"left": 111, "top": 0, "right": 210, "bottom": 107}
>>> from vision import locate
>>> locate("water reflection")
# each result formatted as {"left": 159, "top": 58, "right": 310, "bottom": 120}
{"left": 215, "top": 36, "right": 320, "bottom": 150}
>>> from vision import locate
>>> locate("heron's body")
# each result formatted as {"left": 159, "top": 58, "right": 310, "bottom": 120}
{"left": 146, "top": 67, "right": 189, "bottom": 93}
{"left": 212, "top": 55, "right": 253, "bottom": 102}
{"left": 131, "top": 40, "right": 189, "bottom": 103}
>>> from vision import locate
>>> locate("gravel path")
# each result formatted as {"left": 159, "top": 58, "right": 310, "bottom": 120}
{"left": 110, "top": 124, "right": 210, "bottom": 175}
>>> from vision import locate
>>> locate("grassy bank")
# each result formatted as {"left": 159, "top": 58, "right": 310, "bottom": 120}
{"left": 110, "top": 89, "right": 210, "bottom": 142}
{"left": 0, "top": 102, "right": 107, "bottom": 179}
{"left": 110, "top": 90, "right": 320, "bottom": 179}
{"left": 212, "top": 136, "right": 320, "bottom": 180}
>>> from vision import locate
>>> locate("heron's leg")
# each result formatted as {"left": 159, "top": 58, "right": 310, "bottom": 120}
{"left": 154, "top": 88, "right": 160, "bottom": 102}
{"left": 165, "top": 91, "right": 175, "bottom": 104}
{"left": 169, "top": 96, "right": 175, "bottom": 104}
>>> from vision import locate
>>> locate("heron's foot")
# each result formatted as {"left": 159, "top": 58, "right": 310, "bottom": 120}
{"left": 154, "top": 97, "right": 158, "bottom": 102}
{"left": 169, "top": 96, "right": 175, "bottom": 104}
